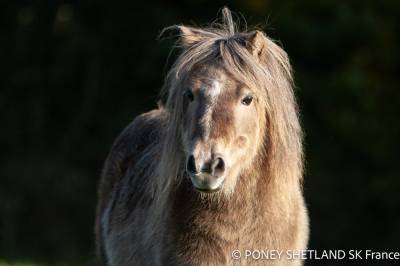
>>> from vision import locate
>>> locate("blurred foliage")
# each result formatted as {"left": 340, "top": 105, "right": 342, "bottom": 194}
{"left": 0, "top": 0, "right": 399, "bottom": 265}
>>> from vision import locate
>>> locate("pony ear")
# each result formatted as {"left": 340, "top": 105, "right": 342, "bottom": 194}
{"left": 245, "top": 30, "right": 268, "bottom": 61}
{"left": 178, "top": 26, "right": 205, "bottom": 48}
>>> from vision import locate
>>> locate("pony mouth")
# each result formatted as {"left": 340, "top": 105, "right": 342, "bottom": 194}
{"left": 189, "top": 174, "right": 225, "bottom": 194}
{"left": 193, "top": 183, "right": 224, "bottom": 193}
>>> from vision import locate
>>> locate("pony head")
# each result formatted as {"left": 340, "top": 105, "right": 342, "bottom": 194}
{"left": 160, "top": 8, "right": 302, "bottom": 196}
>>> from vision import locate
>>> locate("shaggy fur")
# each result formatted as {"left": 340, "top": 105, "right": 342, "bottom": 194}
{"left": 95, "top": 8, "right": 308, "bottom": 266}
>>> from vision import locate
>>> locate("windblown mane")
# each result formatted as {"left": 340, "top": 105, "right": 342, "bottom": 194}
{"left": 150, "top": 8, "right": 303, "bottom": 201}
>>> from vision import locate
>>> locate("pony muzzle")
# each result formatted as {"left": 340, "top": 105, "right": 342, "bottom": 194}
{"left": 186, "top": 154, "right": 226, "bottom": 193}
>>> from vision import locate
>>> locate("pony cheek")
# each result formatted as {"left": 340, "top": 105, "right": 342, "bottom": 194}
{"left": 234, "top": 136, "right": 248, "bottom": 147}
{"left": 230, "top": 131, "right": 258, "bottom": 166}
{"left": 230, "top": 136, "right": 248, "bottom": 156}
{"left": 224, "top": 137, "right": 247, "bottom": 170}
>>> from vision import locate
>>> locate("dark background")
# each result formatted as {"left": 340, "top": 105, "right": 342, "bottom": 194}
{"left": 1, "top": 0, "right": 399, "bottom": 265}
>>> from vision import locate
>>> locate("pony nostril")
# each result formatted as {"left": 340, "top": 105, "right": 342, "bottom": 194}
{"left": 186, "top": 155, "right": 198, "bottom": 174}
{"left": 211, "top": 157, "right": 225, "bottom": 177}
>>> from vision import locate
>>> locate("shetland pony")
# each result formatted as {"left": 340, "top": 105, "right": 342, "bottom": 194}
{"left": 95, "top": 8, "right": 308, "bottom": 266}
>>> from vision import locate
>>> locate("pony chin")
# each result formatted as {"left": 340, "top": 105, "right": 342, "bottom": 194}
{"left": 201, "top": 167, "right": 242, "bottom": 198}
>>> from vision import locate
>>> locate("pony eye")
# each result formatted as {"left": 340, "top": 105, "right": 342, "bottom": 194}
{"left": 241, "top": 95, "right": 253, "bottom": 106}
{"left": 184, "top": 89, "right": 194, "bottom": 102}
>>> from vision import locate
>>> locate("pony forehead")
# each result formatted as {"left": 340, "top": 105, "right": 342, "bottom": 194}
{"left": 194, "top": 79, "right": 254, "bottom": 99}
{"left": 171, "top": 42, "right": 266, "bottom": 95}
{"left": 182, "top": 62, "right": 250, "bottom": 93}
{"left": 199, "top": 80, "right": 223, "bottom": 98}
